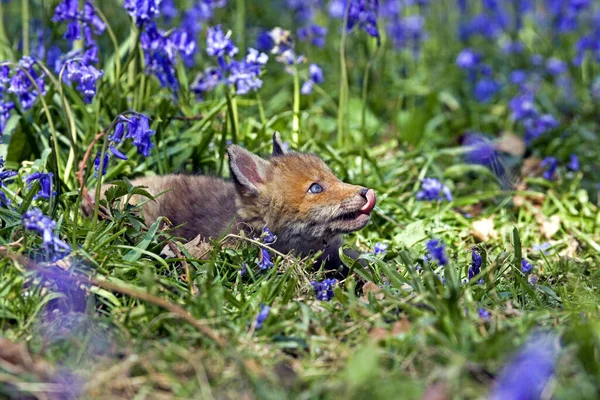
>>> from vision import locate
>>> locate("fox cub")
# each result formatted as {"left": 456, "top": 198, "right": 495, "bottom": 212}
{"left": 122, "top": 132, "right": 376, "bottom": 270}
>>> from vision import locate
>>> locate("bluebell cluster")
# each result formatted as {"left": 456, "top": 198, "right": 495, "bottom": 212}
{"left": 22, "top": 208, "right": 71, "bottom": 259}
{"left": 416, "top": 178, "right": 453, "bottom": 202}
{"left": 426, "top": 239, "right": 447, "bottom": 266}
{"left": 311, "top": 279, "right": 337, "bottom": 301}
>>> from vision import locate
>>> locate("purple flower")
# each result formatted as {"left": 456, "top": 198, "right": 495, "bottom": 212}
{"left": 94, "top": 150, "right": 109, "bottom": 176}
{"left": 191, "top": 67, "right": 222, "bottom": 99}
{"left": 546, "top": 57, "right": 567, "bottom": 76}
{"left": 474, "top": 76, "right": 501, "bottom": 103}
{"left": 373, "top": 242, "right": 388, "bottom": 254}
{"left": 63, "top": 60, "right": 103, "bottom": 103}
{"left": 53, "top": 1, "right": 106, "bottom": 42}
{"left": 298, "top": 24, "right": 327, "bottom": 48}
{"left": 509, "top": 91, "right": 537, "bottom": 121}
{"left": 262, "top": 226, "right": 277, "bottom": 245}
{"left": 0, "top": 157, "right": 16, "bottom": 206}
{"left": 523, "top": 114, "right": 558, "bottom": 144}
{"left": 126, "top": 114, "right": 155, "bottom": 157}
{"left": 478, "top": 307, "right": 490, "bottom": 320}
{"left": 311, "top": 278, "right": 337, "bottom": 301}
{"left": 227, "top": 48, "right": 269, "bottom": 95}
{"left": 255, "top": 304, "right": 270, "bottom": 329}
{"left": 258, "top": 248, "right": 273, "bottom": 270}
{"left": 123, "top": 0, "right": 161, "bottom": 26}
{"left": 521, "top": 259, "right": 534, "bottom": 274}
{"left": 541, "top": 157, "right": 558, "bottom": 180}
{"left": 22, "top": 208, "right": 71, "bottom": 257}
{"left": 7, "top": 56, "right": 47, "bottom": 111}
{"left": 301, "top": 63, "right": 324, "bottom": 95}
{"left": 140, "top": 23, "right": 179, "bottom": 91}
{"left": 426, "top": 239, "right": 448, "bottom": 266}
{"left": 509, "top": 70, "right": 527, "bottom": 85}
{"left": 456, "top": 48, "right": 481, "bottom": 70}
{"left": 287, "top": 0, "right": 321, "bottom": 23}
{"left": 387, "top": 16, "right": 427, "bottom": 57}
{"left": 468, "top": 249, "right": 482, "bottom": 280}
{"left": 416, "top": 178, "right": 453, "bottom": 202}
{"left": 206, "top": 25, "right": 239, "bottom": 59}
{"left": 25, "top": 172, "right": 55, "bottom": 200}
{"left": 330, "top": 0, "right": 380, "bottom": 43}
{"left": 490, "top": 332, "right": 559, "bottom": 400}
{"left": 567, "top": 154, "right": 579, "bottom": 172}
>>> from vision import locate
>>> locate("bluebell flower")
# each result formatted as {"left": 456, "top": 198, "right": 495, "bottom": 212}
{"left": 543, "top": 0, "right": 591, "bottom": 34}
{"left": 509, "top": 70, "right": 527, "bottom": 85}
{"left": 123, "top": 0, "right": 161, "bottom": 26}
{"left": 140, "top": 23, "right": 179, "bottom": 91}
{"left": 501, "top": 40, "right": 524, "bottom": 54}
{"left": 509, "top": 91, "right": 537, "bottom": 121}
{"left": 416, "top": 178, "right": 452, "bottom": 202}
{"left": 489, "top": 332, "right": 559, "bottom": 400}
{"left": 426, "top": 239, "right": 448, "bottom": 266}
{"left": 53, "top": 1, "right": 106, "bottom": 43}
{"left": 546, "top": 57, "right": 567, "bottom": 76}
{"left": 328, "top": 0, "right": 346, "bottom": 19}
{"left": 0, "top": 157, "right": 16, "bottom": 206}
{"left": 463, "top": 133, "right": 496, "bottom": 166}
{"left": 524, "top": 114, "right": 558, "bottom": 144}
{"left": 298, "top": 24, "right": 327, "bottom": 48}
{"left": 258, "top": 248, "right": 274, "bottom": 270}
{"left": 459, "top": 14, "right": 502, "bottom": 41}
{"left": 373, "top": 242, "right": 388, "bottom": 255}
{"left": 25, "top": 172, "right": 55, "bottom": 200}
{"left": 478, "top": 307, "right": 490, "bottom": 320}
{"left": 521, "top": 259, "right": 534, "bottom": 274}
{"left": 301, "top": 63, "right": 324, "bottom": 95}
{"left": 227, "top": 48, "right": 269, "bottom": 95}
{"left": 256, "top": 31, "right": 275, "bottom": 53}
{"left": 0, "top": 97, "right": 14, "bottom": 137}
{"left": 126, "top": 114, "right": 155, "bottom": 157}
{"left": 468, "top": 249, "right": 482, "bottom": 281}
{"left": 262, "top": 226, "right": 277, "bottom": 245}
{"left": 456, "top": 48, "right": 481, "bottom": 70}
{"left": 474, "top": 76, "right": 501, "bottom": 103}
{"left": 206, "top": 25, "right": 239, "bottom": 59}
{"left": 6, "top": 57, "right": 47, "bottom": 111}
{"left": 255, "top": 304, "right": 270, "bottom": 329}
{"left": 159, "top": 0, "right": 178, "bottom": 21}
{"left": 386, "top": 15, "right": 428, "bottom": 57}
{"left": 286, "top": 0, "right": 321, "bottom": 23}
{"left": 540, "top": 157, "right": 558, "bottom": 180}
{"left": 330, "top": 0, "right": 380, "bottom": 43}
{"left": 94, "top": 150, "right": 109, "bottom": 176}
{"left": 567, "top": 154, "right": 579, "bottom": 172}
{"left": 311, "top": 279, "right": 337, "bottom": 301}
{"left": 191, "top": 67, "right": 222, "bottom": 100}
{"left": 63, "top": 60, "right": 103, "bottom": 103}
{"left": 22, "top": 208, "right": 71, "bottom": 257}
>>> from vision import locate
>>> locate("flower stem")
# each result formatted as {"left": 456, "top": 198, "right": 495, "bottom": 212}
{"left": 292, "top": 65, "right": 301, "bottom": 144}
{"left": 256, "top": 92, "right": 267, "bottom": 137}
{"left": 0, "top": 1, "right": 9, "bottom": 59}
{"left": 337, "top": 2, "right": 351, "bottom": 148}
{"left": 21, "top": 0, "right": 29, "bottom": 56}
{"left": 361, "top": 45, "right": 380, "bottom": 138}
{"left": 225, "top": 89, "right": 239, "bottom": 143}
{"left": 235, "top": 0, "right": 245, "bottom": 52}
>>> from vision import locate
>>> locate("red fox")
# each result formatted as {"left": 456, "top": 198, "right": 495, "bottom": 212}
{"left": 121, "top": 132, "right": 376, "bottom": 270}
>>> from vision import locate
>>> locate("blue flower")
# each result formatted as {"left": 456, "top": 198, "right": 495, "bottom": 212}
{"left": 63, "top": 60, "right": 103, "bottom": 103}
{"left": 287, "top": 0, "right": 321, "bottom": 23}
{"left": 258, "top": 248, "right": 274, "bottom": 270}
{"left": 298, "top": 24, "right": 327, "bottom": 48}
{"left": 262, "top": 226, "right": 277, "bottom": 245}
{"left": 206, "top": 25, "right": 239, "bottom": 59}
{"left": 255, "top": 304, "right": 270, "bottom": 329}
{"left": 426, "top": 239, "right": 448, "bottom": 266}
{"left": 140, "top": 24, "right": 179, "bottom": 91}
{"left": 387, "top": 15, "right": 428, "bottom": 56}
{"left": 0, "top": 157, "right": 16, "bottom": 206}
{"left": 567, "top": 154, "right": 579, "bottom": 172}
{"left": 521, "top": 259, "right": 534, "bottom": 274}
{"left": 474, "top": 76, "right": 501, "bottom": 103}
{"left": 523, "top": 114, "right": 558, "bottom": 144}
{"left": 416, "top": 178, "right": 452, "bottom": 202}
{"left": 509, "top": 91, "right": 537, "bottom": 121}
{"left": 478, "top": 307, "right": 490, "bottom": 320}
{"left": 490, "top": 332, "right": 559, "bottom": 400}
{"left": 301, "top": 63, "right": 324, "bottom": 95}
{"left": 373, "top": 242, "right": 388, "bottom": 255}
{"left": 227, "top": 48, "right": 269, "bottom": 95}
{"left": 25, "top": 172, "right": 55, "bottom": 200}
{"left": 53, "top": 1, "right": 106, "bottom": 42}
{"left": 509, "top": 70, "right": 527, "bottom": 85}
{"left": 311, "top": 279, "right": 337, "bottom": 301}
{"left": 7, "top": 56, "right": 47, "bottom": 111}
{"left": 22, "top": 208, "right": 71, "bottom": 257}
{"left": 330, "top": 0, "right": 380, "bottom": 43}
{"left": 468, "top": 249, "right": 482, "bottom": 281}
{"left": 126, "top": 114, "right": 155, "bottom": 157}
{"left": 123, "top": 0, "right": 161, "bottom": 26}
{"left": 546, "top": 57, "right": 567, "bottom": 76}
{"left": 456, "top": 48, "right": 481, "bottom": 70}
{"left": 191, "top": 67, "right": 222, "bottom": 99}
{"left": 94, "top": 150, "right": 109, "bottom": 176}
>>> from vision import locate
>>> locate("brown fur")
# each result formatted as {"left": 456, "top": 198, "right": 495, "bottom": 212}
{"left": 106, "top": 133, "right": 374, "bottom": 270}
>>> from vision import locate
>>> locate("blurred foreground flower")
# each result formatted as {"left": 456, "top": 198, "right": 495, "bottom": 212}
{"left": 489, "top": 332, "right": 559, "bottom": 400}
{"left": 255, "top": 304, "right": 270, "bottom": 330}
{"left": 311, "top": 279, "right": 337, "bottom": 301}
{"left": 22, "top": 209, "right": 71, "bottom": 260}
{"left": 426, "top": 239, "right": 447, "bottom": 266}
{"left": 416, "top": 178, "right": 452, "bottom": 202}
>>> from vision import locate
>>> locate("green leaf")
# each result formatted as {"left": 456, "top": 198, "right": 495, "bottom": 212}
{"left": 393, "top": 219, "right": 427, "bottom": 248}
{"left": 123, "top": 217, "right": 163, "bottom": 262}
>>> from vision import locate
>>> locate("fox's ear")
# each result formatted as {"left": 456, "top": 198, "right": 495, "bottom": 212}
{"left": 227, "top": 144, "right": 269, "bottom": 195}
{"left": 272, "top": 131, "right": 288, "bottom": 156}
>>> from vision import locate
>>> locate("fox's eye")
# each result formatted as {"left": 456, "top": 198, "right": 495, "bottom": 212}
{"left": 308, "top": 183, "right": 323, "bottom": 194}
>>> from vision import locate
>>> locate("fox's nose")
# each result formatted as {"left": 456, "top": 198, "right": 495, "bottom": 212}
{"left": 359, "top": 188, "right": 376, "bottom": 214}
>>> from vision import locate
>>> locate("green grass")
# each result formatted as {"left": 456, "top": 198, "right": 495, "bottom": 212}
{"left": 2, "top": 0, "right": 600, "bottom": 399}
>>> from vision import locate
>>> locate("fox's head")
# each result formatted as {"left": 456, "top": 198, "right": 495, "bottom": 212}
{"left": 227, "top": 133, "right": 376, "bottom": 256}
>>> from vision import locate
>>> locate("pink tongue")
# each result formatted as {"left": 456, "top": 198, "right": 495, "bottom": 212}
{"left": 360, "top": 189, "right": 376, "bottom": 214}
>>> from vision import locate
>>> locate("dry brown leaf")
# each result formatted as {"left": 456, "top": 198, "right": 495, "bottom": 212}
{"left": 496, "top": 132, "right": 525, "bottom": 157}
{"left": 391, "top": 318, "right": 412, "bottom": 335}
{"left": 471, "top": 216, "right": 497, "bottom": 242}
{"left": 537, "top": 215, "right": 561, "bottom": 239}
{"left": 161, "top": 234, "right": 214, "bottom": 259}
{"left": 369, "top": 327, "right": 389, "bottom": 341}
{"left": 361, "top": 282, "right": 384, "bottom": 302}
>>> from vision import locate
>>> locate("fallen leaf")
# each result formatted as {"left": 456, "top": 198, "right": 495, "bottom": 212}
{"left": 496, "top": 132, "right": 525, "bottom": 157}
{"left": 391, "top": 318, "right": 412, "bottom": 335}
{"left": 538, "top": 215, "right": 561, "bottom": 239}
{"left": 361, "top": 282, "right": 384, "bottom": 302}
{"left": 472, "top": 216, "right": 497, "bottom": 242}
{"left": 369, "top": 327, "right": 389, "bottom": 341}
{"left": 160, "top": 234, "right": 214, "bottom": 259}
